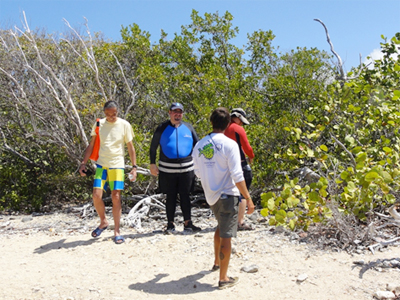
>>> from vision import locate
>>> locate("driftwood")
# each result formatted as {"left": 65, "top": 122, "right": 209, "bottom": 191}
{"left": 123, "top": 194, "right": 165, "bottom": 229}
{"left": 368, "top": 204, "right": 400, "bottom": 254}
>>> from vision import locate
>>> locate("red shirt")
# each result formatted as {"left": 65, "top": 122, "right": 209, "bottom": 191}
{"left": 224, "top": 122, "right": 255, "bottom": 162}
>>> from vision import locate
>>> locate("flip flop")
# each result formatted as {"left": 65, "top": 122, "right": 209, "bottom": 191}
{"left": 114, "top": 235, "right": 125, "bottom": 244}
{"left": 211, "top": 265, "right": 220, "bottom": 272}
{"left": 91, "top": 226, "right": 108, "bottom": 238}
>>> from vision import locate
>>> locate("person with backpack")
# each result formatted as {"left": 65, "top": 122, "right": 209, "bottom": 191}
{"left": 79, "top": 101, "right": 137, "bottom": 244}
{"left": 224, "top": 108, "right": 255, "bottom": 230}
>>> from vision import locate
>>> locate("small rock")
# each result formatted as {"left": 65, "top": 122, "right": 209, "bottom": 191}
{"left": 274, "top": 226, "right": 286, "bottom": 234}
{"left": 0, "top": 221, "right": 10, "bottom": 228}
{"left": 353, "top": 260, "right": 365, "bottom": 265}
{"left": 298, "top": 232, "right": 308, "bottom": 238}
{"left": 21, "top": 216, "right": 33, "bottom": 222}
{"left": 296, "top": 274, "right": 308, "bottom": 283}
{"left": 374, "top": 290, "right": 396, "bottom": 300}
{"left": 248, "top": 212, "right": 259, "bottom": 221}
{"left": 386, "top": 283, "right": 400, "bottom": 294}
{"left": 383, "top": 261, "right": 392, "bottom": 268}
{"left": 241, "top": 264, "right": 259, "bottom": 273}
{"left": 389, "top": 259, "right": 400, "bottom": 266}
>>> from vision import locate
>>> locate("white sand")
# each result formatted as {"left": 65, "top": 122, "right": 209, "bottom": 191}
{"left": 0, "top": 213, "right": 399, "bottom": 300}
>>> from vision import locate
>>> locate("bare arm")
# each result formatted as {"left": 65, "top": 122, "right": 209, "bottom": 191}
{"left": 235, "top": 180, "right": 255, "bottom": 215}
{"left": 127, "top": 141, "right": 137, "bottom": 181}
{"left": 79, "top": 136, "right": 96, "bottom": 176}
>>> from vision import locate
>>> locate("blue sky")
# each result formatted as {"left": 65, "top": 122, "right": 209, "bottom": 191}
{"left": 1, "top": 0, "right": 399, "bottom": 70}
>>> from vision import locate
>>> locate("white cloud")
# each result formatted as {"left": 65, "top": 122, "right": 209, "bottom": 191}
{"left": 364, "top": 49, "right": 384, "bottom": 68}
{"left": 364, "top": 48, "right": 399, "bottom": 69}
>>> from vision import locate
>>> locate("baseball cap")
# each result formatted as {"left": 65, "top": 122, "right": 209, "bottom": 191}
{"left": 231, "top": 108, "right": 250, "bottom": 125}
{"left": 169, "top": 102, "right": 184, "bottom": 111}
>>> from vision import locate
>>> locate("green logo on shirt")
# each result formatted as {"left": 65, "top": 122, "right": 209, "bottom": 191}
{"left": 198, "top": 143, "right": 214, "bottom": 160}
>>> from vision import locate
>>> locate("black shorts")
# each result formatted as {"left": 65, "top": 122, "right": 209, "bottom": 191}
{"left": 158, "top": 170, "right": 195, "bottom": 194}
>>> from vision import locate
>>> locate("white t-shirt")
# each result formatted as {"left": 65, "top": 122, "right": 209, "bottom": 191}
{"left": 91, "top": 118, "right": 134, "bottom": 168}
{"left": 193, "top": 132, "right": 244, "bottom": 206}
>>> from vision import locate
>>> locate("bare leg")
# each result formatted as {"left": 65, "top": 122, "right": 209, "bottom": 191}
{"left": 213, "top": 228, "right": 232, "bottom": 282}
{"left": 219, "top": 237, "right": 232, "bottom": 282}
{"left": 238, "top": 199, "right": 246, "bottom": 225}
{"left": 214, "top": 228, "right": 221, "bottom": 267}
{"left": 93, "top": 188, "right": 109, "bottom": 229}
{"left": 111, "top": 190, "right": 122, "bottom": 237}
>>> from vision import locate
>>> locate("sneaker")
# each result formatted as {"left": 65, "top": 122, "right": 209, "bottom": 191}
{"left": 164, "top": 223, "right": 175, "bottom": 235}
{"left": 238, "top": 222, "right": 253, "bottom": 231}
{"left": 218, "top": 277, "right": 239, "bottom": 289}
{"left": 184, "top": 220, "right": 202, "bottom": 232}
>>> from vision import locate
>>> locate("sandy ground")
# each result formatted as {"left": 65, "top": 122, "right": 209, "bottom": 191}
{"left": 0, "top": 212, "right": 399, "bottom": 300}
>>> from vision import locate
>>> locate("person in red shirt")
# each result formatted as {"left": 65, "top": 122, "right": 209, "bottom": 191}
{"left": 224, "top": 108, "right": 255, "bottom": 230}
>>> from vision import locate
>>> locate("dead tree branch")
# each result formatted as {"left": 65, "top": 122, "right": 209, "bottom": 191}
{"left": 314, "top": 19, "right": 368, "bottom": 81}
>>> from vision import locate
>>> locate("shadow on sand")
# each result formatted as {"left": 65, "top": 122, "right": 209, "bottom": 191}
{"left": 129, "top": 271, "right": 215, "bottom": 295}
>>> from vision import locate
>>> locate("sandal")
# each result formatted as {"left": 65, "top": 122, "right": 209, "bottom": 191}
{"left": 91, "top": 226, "right": 108, "bottom": 238}
{"left": 218, "top": 277, "right": 239, "bottom": 289}
{"left": 114, "top": 235, "right": 125, "bottom": 244}
{"left": 211, "top": 265, "right": 220, "bottom": 272}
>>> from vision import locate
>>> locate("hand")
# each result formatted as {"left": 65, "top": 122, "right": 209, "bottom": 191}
{"left": 246, "top": 198, "right": 255, "bottom": 215}
{"left": 79, "top": 164, "right": 87, "bottom": 176}
{"left": 150, "top": 164, "right": 159, "bottom": 176}
{"left": 249, "top": 157, "right": 254, "bottom": 164}
{"left": 129, "top": 169, "right": 137, "bottom": 182}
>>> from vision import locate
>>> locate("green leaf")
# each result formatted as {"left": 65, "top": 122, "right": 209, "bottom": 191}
{"left": 261, "top": 192, "right": 274, "bottom": 201}
{"left": 281, "top": 188, "right": 292, "bottom": 199}
{"left": 319, "top": 189, "right": 327, "bottom": 197}
{"left": 286, "top": 195, "right": 300, "bottom": 208}
{"left": 381, "top": 171, "right": 393, "bottom": 183}
{"left": 267, "top": 199, "right": 275, "bottom": 210}
{"left": 340, "top": 171, "right": 349, "bottom": 180}
{"left": 356, "top": 152, "right": 367, "bottom": 163}
{"left": 309, "top": 191, "right": 320, "bottom": 202}
{"left": 382, "top": 147, "right": 392, "bottom": 153}
{"left": 320, "top": 145, "right": 328, "bottom": 152}
{"left": 346, "top": 181, "right": 357, "bottom": 193}
{"left": 379, "top": 182, "right": 390, "bottom": 194}
{"left": 385, "top": 194, "right": 396, "bottom": 204}
{"left": 275, "top": 210, "right": 287, "bottom": 222}
{"left": 260, "top": 208, "right": 269, "bottom": 217}
{"left": 289, "top": 219, "right": 296, "bottom": 230}
{"left": 365, "top": 171, "right": 379, "bottom": 182}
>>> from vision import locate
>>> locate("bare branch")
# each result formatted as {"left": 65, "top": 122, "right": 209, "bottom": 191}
{"left": 314, "top": 19, "right": 370, "bottom": 81}
{"left": 330, "top": 133, "right": 356, "bottom": 168}
{"left": 109, "top": 50, "right": 138, "bottom": 118}
{"left": 0, "top": 128, "right": 36, "bottom": 166}
{"left": 63, "top": 17, "right": 108, "bottom": 102}
{"left": 314, "top": 19, "right": 345, "bottom": 79}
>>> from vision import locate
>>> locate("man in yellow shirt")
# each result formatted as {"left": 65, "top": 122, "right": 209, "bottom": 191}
{"left": 79, "top": 101, "right": 137, "bottom": 244}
